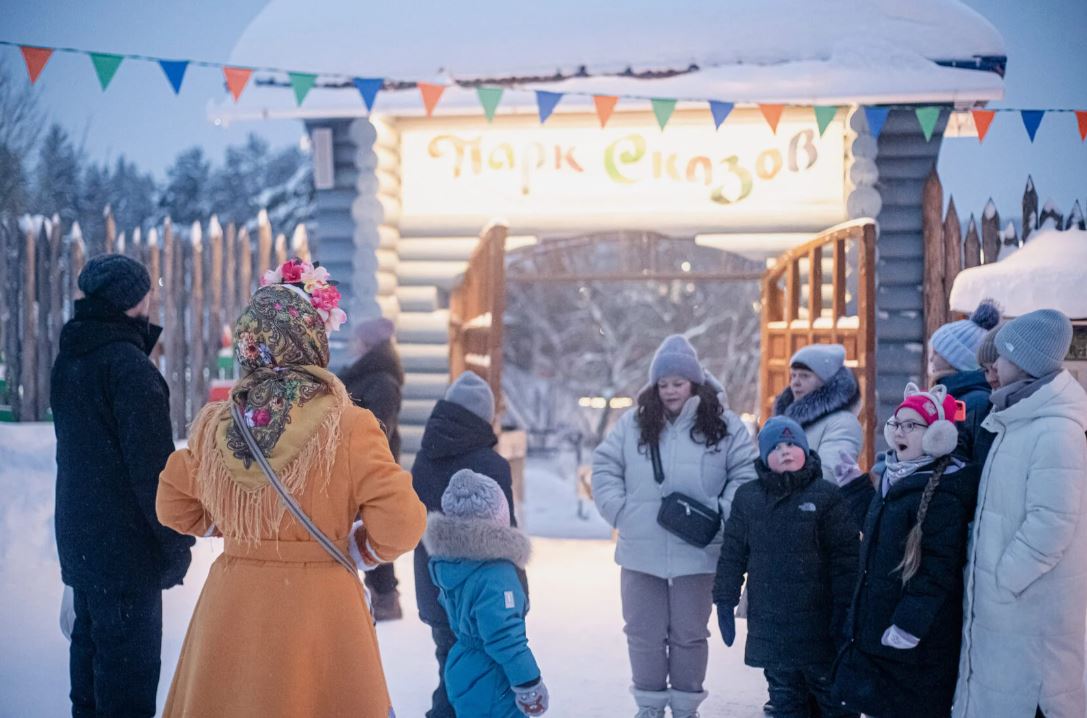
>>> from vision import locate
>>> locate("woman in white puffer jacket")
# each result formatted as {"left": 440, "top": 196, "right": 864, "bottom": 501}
{"left": 592, "top": 335, "right": 758, "bottom": 718}
{"left": 953, "top": 309, "right": 1087, "bottom": 718}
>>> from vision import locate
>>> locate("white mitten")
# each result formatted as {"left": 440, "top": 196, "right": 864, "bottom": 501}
{"left": 60, "top": 585, "right": 75, "bottom": 641}
{"left": 348, "top": 520, "right": 382, "bottom": 572}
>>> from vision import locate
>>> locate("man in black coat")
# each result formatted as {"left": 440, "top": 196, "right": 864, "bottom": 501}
{"left": 714, "top": 417, "right": 860, "bottom": 718}
{"left": 339, "top": 316, "right": 405, "bottom": 620}
{"left": 411, "top": 371, "right": 520, "bottom": 718}
{"left": 51, "top": 254, "right": 194, "bottom": 717}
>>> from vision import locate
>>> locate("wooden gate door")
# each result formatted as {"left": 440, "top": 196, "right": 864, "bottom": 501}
{"left": 759, "top": 219, "right": 877, "bottom": 468}
{"left": 448, "top": 221, "right": 508, "bottom": 400}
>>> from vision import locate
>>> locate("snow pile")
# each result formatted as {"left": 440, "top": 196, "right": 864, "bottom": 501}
{"left": 213, "top": 0, "right": 1004, "bottom": 123}
{"left": 949, "top": 228, "right": 1087, "bottom": 319}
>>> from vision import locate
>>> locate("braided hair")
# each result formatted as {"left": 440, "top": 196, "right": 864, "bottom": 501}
{"left": 895, "top": 455, "right": 953, "bottom": 585}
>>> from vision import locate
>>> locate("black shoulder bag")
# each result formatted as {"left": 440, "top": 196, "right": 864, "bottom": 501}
{"left": 650, "top": 442, "right": 724, "bottom": 548}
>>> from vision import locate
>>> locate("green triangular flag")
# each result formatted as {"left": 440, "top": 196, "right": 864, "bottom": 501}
{"left": 289, "top": 72, "right": 317, "bottom": 106}
{"left": 651, "top": 98, "right": 677, "bottom": 130}
{"left": 90, "top": 53, "right": 123, "bottom": 90}
{"left": 477, "top": 87, "right": 503, "bottom": 122}
{"left": 915, "top": 106, "right": 941, "bottom": 142}
{"left": 813, "top": 106, "right": 839, "bottom": 137}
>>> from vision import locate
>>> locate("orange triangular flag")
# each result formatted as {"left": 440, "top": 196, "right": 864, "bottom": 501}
{"left": 593, "top": 95, "right": 618, "bottom": 128}
{"left": 1077, "top": 111, "right": 1087, "bottom": 142}
{"left": 418, "top": 82, "right": 445, "bottom": 117}
{"left": 223, "top": 67, "right": 252, "bottom": 102}
{"left": 20, "top": 46, "right": 53, "bottom": 84}
{"left": 759, "top": 104, "right": 785, "bottom": 134}
{"left": 972, "top": 109, "right": 996, "bottom": 143}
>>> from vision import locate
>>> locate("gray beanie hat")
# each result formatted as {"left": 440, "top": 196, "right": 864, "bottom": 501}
{"left": 444, "top": 371, "right": 495, "bottom": 424}
{"left": 353, "top": 316, "right": 395, "bottom": 349}
{"left": 931, "top": 299, "right": 1002, "bottom": 371}
{"left": 441, "top": 468, "right": 510, "bottom": 525}
{"left": 78, "top": 254, "right": 151, "bottom": 311}
{"left": 975, "top": 324, "right": 1002, "bottom": 366}
{"left": 790, "top": 343, "right": 846, "bottom": 383}
{"left": 995, "top": 309, "right": 1073, "bottom": 378}
{"left": 649, "top": 335, "right": 703, "bottom": 385}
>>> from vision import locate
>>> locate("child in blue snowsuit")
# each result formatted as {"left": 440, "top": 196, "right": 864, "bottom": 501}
{"left": 424, "top": 469, "right": 549, "bottom": 717}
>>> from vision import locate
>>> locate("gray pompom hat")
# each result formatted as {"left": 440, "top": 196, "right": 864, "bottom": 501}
{"left": 441, "top": 469, "right": 510, "bottom": 525}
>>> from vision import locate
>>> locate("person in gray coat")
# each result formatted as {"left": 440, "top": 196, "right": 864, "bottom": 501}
{"left": 953, "top": 309, "right": 1087, "bottom": 718}
{"left": 592, "top": 335, "right": 758, "bottom": 718}
{"left": 772, "top": 344, "right": 863, "bottom": 485}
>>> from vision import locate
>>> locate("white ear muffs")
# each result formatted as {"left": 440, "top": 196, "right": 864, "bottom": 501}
{"left": 922, "top": 420, "right": 959, "bottom": 457}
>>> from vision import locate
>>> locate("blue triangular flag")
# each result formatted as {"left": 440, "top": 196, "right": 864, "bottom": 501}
{"left": 1020, "top": 110, "right": 1045, "bottom": 142}
{"left": 158, "top": 60, "right": 188, "bottom": 94}
{"left": 709, "top": 101, "right": 734, "bottom": 130}
{"left": 536, "top": 91, "right": 563, "bottom": 124}
{"left": 353, "top": 78, "right": 383, "bottom": 112}
{"left": 864, "top": 106, "right": 890, "bottom": 138}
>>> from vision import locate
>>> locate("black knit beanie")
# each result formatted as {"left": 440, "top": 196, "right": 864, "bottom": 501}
{"left": 78, "top": 254, "right": 151, "bottom": 311}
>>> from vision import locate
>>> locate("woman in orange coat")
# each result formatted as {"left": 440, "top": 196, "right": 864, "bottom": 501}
{"left": 157, "top": 264, "right": 426, "bottom": 718}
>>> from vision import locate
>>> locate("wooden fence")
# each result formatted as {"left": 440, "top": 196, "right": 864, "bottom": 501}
{"left": 922, "top": 170, "right": 1086, "bottom": 344}
{"left": 0, "top": 207, "right": 310, "bottom": 437}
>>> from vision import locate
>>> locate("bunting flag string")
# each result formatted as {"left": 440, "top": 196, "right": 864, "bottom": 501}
{"left": 4, "top": 40, "right": 1086, "bottom": 142}
{"left": 709, "top": 100, "right": 733, "bottom": 130}
{"left": 477, "top": 86, "right": 503, "bottom": 122}
{"left": 593, "top": 95, "right": 618, "bottom": 128}
{"left": 759, "top": 104, "right": 784, "bottom": 134}
{"left": 971, "top": 109, "right": 996, "bottom": 143}
{"left": 20, "top": 46, "right": 53, "bottom": 84}
{"left": 535, "top": 91, "right": 562, "bottom": 124}
{"left": 813, "top": 106, "right": 839, "bottom": 137}
{"left": 158, "top": 60, "right": 189, "bottom": 94}
{"left": 1021, "top": 110, "right": 1045, "bottom": 143}
{"left": 651, "top": 98, "right": 676, "bottom": 130}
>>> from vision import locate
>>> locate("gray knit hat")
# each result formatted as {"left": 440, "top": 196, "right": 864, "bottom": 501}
{"left": 444, "top": 371, "right": 495, "bottom": 424}
{"left": 78, "top": 254, "right": 151, "bottom": 311}
{"left": 649, "top": 335, "right": 703, "bottom": 385}
{"left": 995, "top": 309, "right": 1073, "bottom": 378}
{"left": 931, "top": 299, "right": 1002, "bottom": 371}
{"left": 441, "top": 468, "right": 510, "bottom": 525}
{"left": 353, "top": 316, "right": 395, "bottom": 348}
{"left": 790, "top": 343, "right": 846, "bottom": 383}
{"left": 975, "top": 324, "right": 1002, "bottom": 366}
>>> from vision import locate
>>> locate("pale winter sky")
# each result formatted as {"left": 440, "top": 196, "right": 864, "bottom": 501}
{"left": 1, "top": 0, "right": 1084, "bottom": 219}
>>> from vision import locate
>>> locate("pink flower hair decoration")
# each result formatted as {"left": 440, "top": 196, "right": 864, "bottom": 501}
{"left": 260, "top": 257, "right": 347, "bottom": 333}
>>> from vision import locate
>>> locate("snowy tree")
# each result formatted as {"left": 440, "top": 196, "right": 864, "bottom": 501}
{"left": 32, "top": 124, "right": 83, "bottom": 224}
{"left": 108, "top": 157, "right": 157, "bottom": 232}
{"left": 160, "top": 147, "right": 211, "bottom": 224}
{"left": 0, "top": 64, "right": 43, "bottom": 219}
{"left": 505, "top": 236, "right": 762, "bottom": 445}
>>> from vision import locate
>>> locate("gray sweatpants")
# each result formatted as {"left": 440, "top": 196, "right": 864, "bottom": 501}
{"left": 620, "top": 568, "right": 714, "bottom": 693}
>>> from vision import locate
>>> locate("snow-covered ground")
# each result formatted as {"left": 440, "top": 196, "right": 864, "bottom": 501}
{"left": 0, "top": 423, "right": 768, "bottom": 717}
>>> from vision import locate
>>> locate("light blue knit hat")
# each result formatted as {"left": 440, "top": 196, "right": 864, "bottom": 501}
{"left": 931, "top": 299, "right": 1002, "bottom": 371}
{"left": 995, "top": 308, "right": 1073, "bottom": 378}
{"left": 790, "top": 343, "right": 846, "bottom": 383}
{"left": 444, "top": 371, "right": 495, "bottom": 424}
{"left": 649, "top": 335, "right": 703, "bottom": 385}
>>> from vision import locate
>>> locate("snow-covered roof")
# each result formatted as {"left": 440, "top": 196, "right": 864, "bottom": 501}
{"left": 212, "top": 0, "right": 1005, "bottom": 123}
{"left": 949, "top": 229, "right": 1087, "bottom": 319}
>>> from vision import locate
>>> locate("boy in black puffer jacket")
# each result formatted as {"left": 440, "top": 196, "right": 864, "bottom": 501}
{"left": 714, "top": 416, "right": 860, "bottom": 718}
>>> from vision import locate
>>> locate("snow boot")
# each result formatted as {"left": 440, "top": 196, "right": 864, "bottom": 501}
{"left": 669, "top": 688, "right": 707, "bottom": 718}
{"left": 631, "top": 687, "right": 669, "bottom": 718}
{"left": 371, "top": 589, "right": 403, "bottom": 622}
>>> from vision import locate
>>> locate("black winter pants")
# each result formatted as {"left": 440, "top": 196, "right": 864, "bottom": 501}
{"left": 765, "top": 664, "right": 858, "bottom": 718}
{"left": 365, "top": 561, "right": 398, "bottom": 594}
{"left": 70, "top": 585, "right": 162, "bottom": 718}
{"left": 426, "top": 622, "right": 457, "bottom": 718}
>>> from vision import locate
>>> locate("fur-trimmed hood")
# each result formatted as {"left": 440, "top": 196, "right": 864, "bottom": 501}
{"left": 423, "top": 512, "right": 532, "bottom": 569}
{"left": 773, "top": 365, "right": 859, "bottom": 428}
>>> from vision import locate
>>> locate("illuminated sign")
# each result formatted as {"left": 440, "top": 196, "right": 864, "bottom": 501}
{"left": 398, "top": 111, "right": 847, "bottom": 233}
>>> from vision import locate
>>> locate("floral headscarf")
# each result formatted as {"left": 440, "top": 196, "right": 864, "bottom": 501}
{"left": 190, "top": 283, "right": 352, "bottom": 542}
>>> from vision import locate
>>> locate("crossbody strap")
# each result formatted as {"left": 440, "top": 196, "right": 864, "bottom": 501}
{"left": 229, "top": 401, "right": 359, "bottom": 578}
{"left": 651, "top": 438, "right": 731, "bottom": 499}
